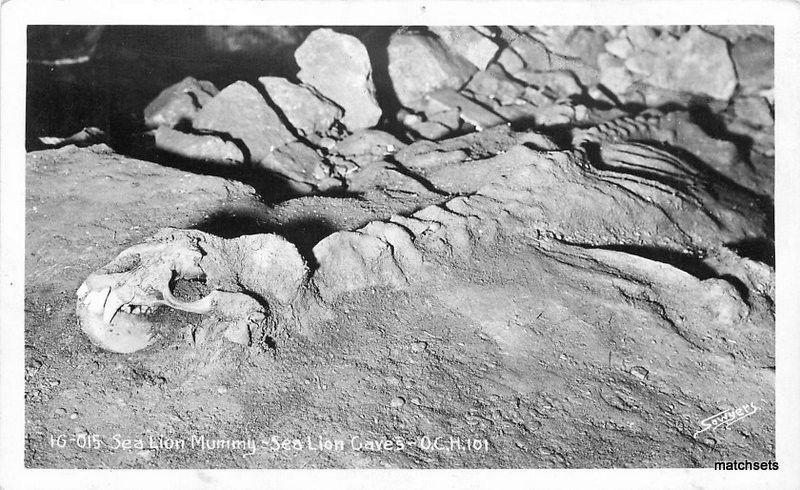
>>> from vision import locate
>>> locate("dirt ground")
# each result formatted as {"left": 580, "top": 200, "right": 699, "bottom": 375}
{"left": 24, "top": 142, "right": 774, "bottom": 469}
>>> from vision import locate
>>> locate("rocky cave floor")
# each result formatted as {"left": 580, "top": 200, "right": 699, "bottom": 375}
{"left": 23, "top": 25, "right": 774, "bottom": 468}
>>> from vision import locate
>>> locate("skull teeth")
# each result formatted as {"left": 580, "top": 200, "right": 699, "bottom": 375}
{"left": 87, "top": 287, "right": 111, "bottom": 315}
{"left": 119, "top": 304, "right": 155, "bottom": 315}
{"left": 103, "top": 290, "right": 126, "bottom": 324}
{"left": 80, "top": 287, "right": 160, "bottom": 324}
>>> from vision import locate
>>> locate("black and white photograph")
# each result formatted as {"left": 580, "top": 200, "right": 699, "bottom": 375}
{"left": 1, "top": 1, "right": 798, "bottom": 488}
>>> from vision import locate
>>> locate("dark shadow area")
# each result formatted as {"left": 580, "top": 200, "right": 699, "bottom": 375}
{"left": 718, "top": 274, "right": 752, "bottom": 305}
{"left": 250, "top": 79, "right": 330, "bottom": 150}
{"left": 586, "top": 243, "right": 718, "bottom": 278}
{"left": 189, "top": 207, "right": 340, "bottom": 270}
{"left": 95, "top": 26, "right": 317, "bottom": 152}
{"left": 582, "top": 84, "right": 622, "bottom": 110}
{"left": 726, "top": 238, "right": 776, "bottom": 267}
{"left": 687, "top": 103, "right": 754, "bottom": 163}
{"left": 96, "top": 25, "right": 312, "bottom": 87}
{"left": 644, "top": 140, "right": 775, "bottom": 240}
{"left": 26, "top": 60, "right": 111, "bottom": 147}
{"left": 579, "top": 131, "right": 774, "bottom": 241}
{"left": 129, "top": 146, "right": 303, "bottom": 203}
{"left": 518, "top": 122, "right": 575, "bottom": 148}
{"left": 127, "top": 137, "right": 364, "bottom": 204}
{"left": 26, "top": 25, "right": 400, "bottom": 148}
{"left": 385, "top": 155, "right": 451, "bottom": 196}
{"left": 338, "top": 26, "right": 407, "bottom": 139}
{"left": 25, "top": 25, "right": 399, "bottom": 208}
{"left": 570, "top": 242, "right": 751, "bottom": 303}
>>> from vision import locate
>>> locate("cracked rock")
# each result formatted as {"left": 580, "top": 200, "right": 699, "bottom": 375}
{"left": 425, "top": 88, "right": 506, "bottom": 130}
{"left": 331, "top": 129, "right": 405, "bottom": 159}
{"left": 259, "top": 76, "right": 344, "bottom": 144}
{"left": 192, "top": 80, "right": 294, "bottom": 164}
{"left": 731, "top": 35, "right": 774, "bottom": 94}
{"left": 497, "top": 34, "right": 550, "bottom": 74}
{"left": 524, "top": 26, "right": 586, "bottom": 58}
{"left": 295, "top": 28, "right": 382, "bottom": 130}
{"left": 264, "top": 140, "right": 342, "bottom": 191}
{"left": 514, "top": 70, "right": 583, "bottom": 99}
{"left": 599, "top": 64, "right": 635, "bottom": 96}
{"left": 465, "top": 66, "right": 527, "bottom": 106}
{"left": 428, "top": 26, "right": 499, "bottom": 70}
{"left": 403, "top": 113, "right": 461, "bottom": 141}
{"left": 622, "top": 26, "right": 737, "bottom": 100}
{"left": 388, "top": 29, "right": 478, "bottom": 111}
{"left": 143, "top": 76, "right": 219, "bottom": 129}
{"left": 733, "top": 96, "right": 773, "bottom": 128}
{"left": 559, "top": 26, "right": 610, "bottom": 67}
{"left": 604, "top": 37, "right": 634, "bottom": 59}
{"left": 191, "top": 81, "right": 333, "bottom": 188}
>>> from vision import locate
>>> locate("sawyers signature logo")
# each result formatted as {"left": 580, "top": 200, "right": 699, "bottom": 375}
{"left": 693, "top": 403, "right": 759, "bottom": 438}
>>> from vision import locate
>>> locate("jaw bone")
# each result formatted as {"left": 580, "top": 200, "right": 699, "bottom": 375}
{"left": 85, "top": 279, "right": 217, "bottom": 326}
{"left": 77, "top": 300, "right": 157, "bottom": 354}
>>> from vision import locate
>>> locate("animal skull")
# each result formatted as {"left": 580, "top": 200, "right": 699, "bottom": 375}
{"left": 75, "top": 228, "right": 266, "bottom": 353}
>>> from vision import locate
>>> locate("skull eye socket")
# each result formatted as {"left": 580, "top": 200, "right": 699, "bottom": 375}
{"left": 102, "top": 252, "right": 142, "bottom": 274}
{"left": 169, "top": 270, "right": 210, "bottom": 302}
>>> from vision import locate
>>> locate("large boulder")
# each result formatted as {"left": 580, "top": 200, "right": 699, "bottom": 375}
{"left": 387, "top": 29, "right": 478, "bottom": 111}
{"left": 731, "top": 35, "right": 774, "bottom": 93}
{"left": 191, "top": 81, "right": 330, "bottom": 188}
{"left": 623, "top": 26, "right": 737, "bottom": 100}
{"left": 192, "top": 80, "right": 294, "bottom": 164}
{"left": 294, "top": 28, "right": 382, "bottom": 130}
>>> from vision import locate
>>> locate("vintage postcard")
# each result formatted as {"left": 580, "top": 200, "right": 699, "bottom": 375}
{"left": 1, "top": 1, "right": 798, "bottom": 488}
